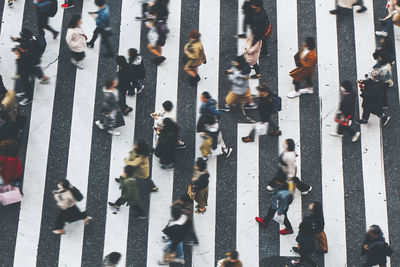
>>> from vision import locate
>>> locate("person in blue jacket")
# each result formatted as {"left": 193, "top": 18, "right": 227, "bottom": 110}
{"left": 33, "top": 0, "right": 59, "bottom": 39}
{"left": 87, "top": 0, "right": 114, "bottom": 57}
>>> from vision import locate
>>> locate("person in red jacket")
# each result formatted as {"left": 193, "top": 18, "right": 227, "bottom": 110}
{"left": 0, "top": 139, "right": 22, "bottom": 185}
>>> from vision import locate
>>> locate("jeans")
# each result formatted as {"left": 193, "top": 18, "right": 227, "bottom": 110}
{"left": 37, "top": 14, "right": 57, "bottom": 37}
{"left": 263, "top": 206, "right": 292, "bottom": 231}
{"left": 115, "top": 197, "right": 145, "bottom": 217}
{"left": 383, "top": 17, "right": 393, "bottom": 33}
{"left": 102, "top": 110, "right": 117, "bottom": 130}
{"left": 165, "top": 240, "right": 184, "bottom": 259}
{"left": 88, "top": 27, "right": 113, "bottom": 54}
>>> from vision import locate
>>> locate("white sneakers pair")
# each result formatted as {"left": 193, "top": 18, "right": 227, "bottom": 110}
{"left": 287, "top": 87, "right": 314, "bottom": 99}
{"left": 95, "top": 120, "right": 120, "bottom": 136}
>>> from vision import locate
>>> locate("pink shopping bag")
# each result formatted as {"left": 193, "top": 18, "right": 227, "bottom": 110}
{"left": 0, "top": 186, "right": 22, "bottom": 206}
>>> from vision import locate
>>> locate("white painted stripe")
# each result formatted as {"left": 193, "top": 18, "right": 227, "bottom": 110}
{"left": 58, "top": 1, "right": 101, "bottom": 266}
{"left": 353, "top": 2, "right": 391, "bottom": 266}
{"left": 145, "top": 0, "right": 182, "bottom": 265}
{"left": 12, "top": 3, "right": 64, "bottom": 266}
{"left": 394, "top": 19, "right": 400, "bottom": 103}
{"left": 236, "top": 123, "right": 259, "bottom": 266}
{"left": 192, "top": 0, "right": 220, "bottom": 266}
{"left": 0, "top": 0, "right": 25, "bottom": 88}
{"left": 102, "top": 0, "right": 141, "bottom": 265}
{"left": 315, "top": 1, "right": 347, "bottom": 266}
{"left": 276, "top": 0, "right": 301, "bottom": 256}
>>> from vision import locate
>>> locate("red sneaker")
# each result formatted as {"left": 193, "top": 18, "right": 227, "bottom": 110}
{"left": 279, "top": 228, "right": 294, "bottom": 235}
{"left": 255, "top": 217, "right": 267, "bottom": 227}
{"left": 61, "top": 3, "right": 74, "bottom": 8}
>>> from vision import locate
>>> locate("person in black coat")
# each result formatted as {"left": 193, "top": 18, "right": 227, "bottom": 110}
{"left": 115, "top": 56, "right": 133, "bottom": 116}
{"left": 235, "top": 0, "right": 254, "bottom": 39}
{"left": 291, "top": 221, "right": 318, "bottom": 266}
{"left": 128, "top": 48, "right": 146, "bottom": 95}
{"left": 155, "top": 118, "right": 179, "bottom": 169}
{"left": 361, "top": 225, "right": 392, "bottom": 267}
{"left": 331, "top": 81, "right": 360, "bottom": 142}
{"left": 357, "top": 70, "right": 391, "bottom": 127}
{"left": 248, "top": 0, "right": 270, "bottom": 55}
{"left": 304, "top": 201, "right": 328, "bottom": 254}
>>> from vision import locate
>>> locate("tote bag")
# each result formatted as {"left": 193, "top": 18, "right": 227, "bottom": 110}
{"left": 0, "top": 185, "right": 22, "bottom": 206}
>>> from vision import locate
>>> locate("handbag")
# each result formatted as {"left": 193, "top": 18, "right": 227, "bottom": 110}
{"left": 0, "top": 185, "right": 22, "bottom": 205}
{"left": 294, "top": 52, "right": 302, "bottom": 67}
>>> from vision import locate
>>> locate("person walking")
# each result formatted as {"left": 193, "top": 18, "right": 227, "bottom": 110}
{"left": 330, "top": 81, "right": 361, "bottom": 142}
{"left": 241, "top": 83, "right": 281, "bottom": 142}
{"left": 255, "top": 179, "right": 294, "bottom": 235}
{"left": 108, "top": 165, "right": 147, "bottom": 218}
{"left": 200, "top": 91, "right": 222, "bottom": 118}
{"left": 183, "top": 30, "right": 206, "bottom": 85}
{"left": 135, "top": 0, "right": 153, "bottom": 21}
{"left": 217, "top": 251, "right": 243, "bottom": 267}
{"left": 95, "top": 78, "right": 123, "bottom": 136}
{"left": 267, "top": 139, "right": 312, "bottom": 195}
{"left": 155, "top": 118, "right": 179, "bottom": 169}
{"left": 103, "top": 252, "right": 122, "bottom": 267}
{"left": 115, "top": 56, "right": 134, "bottom": 116}
{"left": 66, "top": 15, "right": 87, "bottom": 69}
{"left": 248, "top": 0, "right": 270, "bottom": 55}
{"left": 220, "top": 55, "right": 257, "bottom": 111}
{"left": 235, "top": 0, "right": 253, "bottom": 39}
{"left": 244, "top": 34, "right": 263, "bottom": 79}
{"left": 87, "top": 0, "right": 114, "bottom": 58}
{"left": 146, "top": 18, "right": 168, "bottom": 65}
{"left": 33, "top": 0, "right": 59, "bottom": 39}
{"left": 291, "top": 221, "right": 318, "bottom": 266}
{"left": 373, "top": 51, "right": 394, "bottom": 109}
{"left": 128, "top": 48, "right": 146, "bottom": 95}
{"left": 61, "top": 0, "right": 75, "bottom": 9}
{"left": 330, "top": 0, "right": 367, "bottom": 14}
{"left": 187, "top": 158, "right": 210, "bottom": 214}
{"left": 122, "top": 139, "right": 158, "bottom": 192}
{"left": 361, "top": 225, "right": 393, "bottom": 267}
{"left": 376, "top": 0, "right": 400, "bottom": 37}
{"left": 304, "top": 201, "right": 328, "bottom": 254}
{"left": 357, "top": 70, "right": 391, "bottom": 127}
{"left": 288, "top": 37, "right": 317, "bottom": 98}
{"left": 52, "top": 179, "right": 92, "bottom": 234}
{"left": 172, "top": 194, "right": 199, "bottom": 246}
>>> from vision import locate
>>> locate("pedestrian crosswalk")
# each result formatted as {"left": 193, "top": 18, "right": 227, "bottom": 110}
{"left": 1, "top": 0, "right": 400, "bottom": 266}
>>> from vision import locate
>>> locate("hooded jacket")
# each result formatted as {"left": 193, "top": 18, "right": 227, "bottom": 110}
{"left": 66, "top": 26, "right": 87, "bottom": 53}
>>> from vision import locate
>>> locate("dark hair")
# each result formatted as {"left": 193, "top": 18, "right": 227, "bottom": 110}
{"left": 305, "top": 37, "right": 316, "bottom": 50}
{"left": 162, "top": 100, "right": 173, "bottom": 112}
{"left": 115, "top": 55, "right": 128, "bottom": 67}
{"left": 340, "top": 80, "right": 353, "bottom": 93}
{"left": 128, "top": 48, "right": 139, "bottom": 61}
{"left": 107, "top": 252, "right": 122, "bottom": 264}
{"left": 135, "top": 139, "right": 149, "bottom": 156}
{"left": 250, "top": 0, "right": 263, "bottom": 7}
{"left": 0, "top": 139, "right": 19, "bottom": 157}
{"left": 171, "top": 205, "right": 182, "bottom": 220}
{"left": 230, "top": 250, "right": 239, "bottom": 260}
{"left": 95, "top": 0, "right": 105, "bottom": 7}
{"left": 68, "top": 15, "right": 81, "bottom": 28}
{"left": 286, "top": 139, "right": 295, "bottom": 152}
{"left": 162, "top": 118, "right": 178, "bottom": 133}
{"left": 105, "top": 78, "right": 115, "bottom": 89}
{"left": 20, "top": 28, "right": 33, "bottom": 39}
{"left": 369, "top": 225, "right": 383, "bottom": 236}
{"left": 196, "top": 157, "right": 207, "bottom": 172}
{"left": 234, "top": 55, "right": 251, "bottom": 75}
{"left": 257, "top": 83, "right": 270, "bottom": 93}
{"left": 189, "top": 30, "right": 201, "bottom": 40}
{"left": 58, "top": 179, "right": 71, "bottom": 189}
{"left": 201, "top": 91, "right": 211, "bottom": 100}
{"left": 124, "top": 165, "right": 135, "bottom": 177}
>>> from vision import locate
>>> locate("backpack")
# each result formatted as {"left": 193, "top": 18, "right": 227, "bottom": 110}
{"left": 70, "top": 186, "right": 83, "bottom": 201}
{"left": 270, "top": 93, "right": 282, "bottom": 112}
{"left": 384, "top": 242, "right": 393, "bottom": 256}
{"left": 47, "top": 0, "right": 58, "bottom": 17}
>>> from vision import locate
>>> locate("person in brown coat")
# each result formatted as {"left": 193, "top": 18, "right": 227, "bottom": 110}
{"left": 287, "top": 37, "right": 317, "bottom": 99}
{"left": 187, "top": 158, "right": 209, "bottom": 214}
{"left": 184, "top": 30, "right": 206, "bottom": 85}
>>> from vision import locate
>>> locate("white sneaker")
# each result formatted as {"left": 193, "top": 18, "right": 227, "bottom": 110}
{"left": 174, "top": 258, "right": 185, "bottom": 264}
{"left": 301, "top": 186, "right": 312, "bottom": 195}
{"left": 299, "top": 88, "right": 314, "bottom": 94}
{"left": 95, "top": 120, "right": 105, "bottom": 130}
{"left": 330, "top": 132, "right": 343, "bottom": 138}
{"left": 266, "top": 185, "right": 274, "bottom": 191}
{"left": 16, "top": 92, "right": 26, "bottom": 97}
{"left": 287, "top": 91, "right": 301, "bottom": 99}
{"left": 352, "top": 131, "right": 360, "bottom": 142}
{"left": 71, "top": 58, "right": 84, "bottom": 69}
{"left": 11, "top": 75, "right": 20, "bottom": 80}
{"left": 137, "top": 84, "right": 144, "bottom": 94}
{"left": 375, "top": 31, "right": 388, "bottom": 37}
{"left": 108, "top": 129, "right": 120, "bottom": 136}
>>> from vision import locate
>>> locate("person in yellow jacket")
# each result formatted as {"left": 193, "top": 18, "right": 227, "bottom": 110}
{"left": 184, "top": 30, "right": 206, "bottom": 85}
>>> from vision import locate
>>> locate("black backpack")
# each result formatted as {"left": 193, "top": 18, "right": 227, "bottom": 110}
{"left": 47, "top": 0, "right": 58, "bottom": 17}
{"left": 270, "top": 93, "right": 282, "bottom": 113}
{"left": 70, "top": 186, "right": 83, "bottom": 202}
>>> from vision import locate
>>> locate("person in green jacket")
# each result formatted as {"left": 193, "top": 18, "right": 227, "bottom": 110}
{"left": 108, "top": 165, "right": 146, "bottom": 219}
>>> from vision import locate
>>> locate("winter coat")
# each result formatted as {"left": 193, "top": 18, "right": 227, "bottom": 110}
{"left": 304, "top": 212, "right": 325, "bottom": 233}
{"left": 258, "top": 94, "right": 274, "bottom": 122}
{"left": 162, "top": 214, "right": 190, "bottom": 243}
{"left": 339, "top": 91, "right": 356, "bottom": 117}
{"left": 0, "top": 155, "right": 22, "bottom": 185}
{"left": 296, "top": 231, "right": 315, "bottom": 255}
{"left": 290, "top": 45, "right": 317, "bottom": 82}
{"left": 121, "top": 177, "right": 140, "bottom": 206}
{"left": 184, "top": 40, "right": 206, "bottom": 68}
{"left": 200, "top": 99, "right": 222, "bottom": 117}
{"left": 155, "top": 123, "right": 178, "bottom": 165}
{"left": 95, "top": 5, "right": 111, "bottom": 29}
{"left": 124, "top": 149, "right": 150, "bottom": 179}
{"left": 117, "top": 65, "right": 133, "bottom": 91}
{"left": 360, "top": 79, "right": 385, "bottom": 115}
{"left": 244, "top": 38, "right": 262, "bottom": 66}
{"left": 128, "top": 55, "right": 146, "bottom": 80}
{"left": 220, "top": 259, "right": 243, "bottom": 267}
{"left": 228, "top": 67, "right": 250, "bottom": 95}
{"left": 250, "top": 8, "right": 269, "bottom": 41}
{"left": 337, "top": 0, "right": 359, "bottom": 9}
{"left": 101, "top": 88, "right": 120, "bottom": 113}
{"left": 66, "top": 26, "right": 87, "bottom": 53}
{"left": 0, "top": 90, "right": 18, "bottom": 123}
{"left": 54, "top": 189, "right": 77, "bottom": 210}
{"left": 362, "top": 232, "right": 389, "bottom": 265}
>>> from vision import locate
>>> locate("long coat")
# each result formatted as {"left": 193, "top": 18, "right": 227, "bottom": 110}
{"left": 121, "top": 177, "right": 140, "bottom": 206}
{"left": 184, "top": 40, "right": 206, "bottom": 68}
{"left": 337, "top": 0, "right": 358, "bottom": 8}
{"left": 124, "top": 149, "right": 150, "bottom": 179}
{"left": 290, "top": 46, "right": 317, "bottom": 82}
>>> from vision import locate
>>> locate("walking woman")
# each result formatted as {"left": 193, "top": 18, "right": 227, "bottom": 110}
{"left": 124, "top": 140, "right": 158, "bottom": 192}
{"left": 305, "top": 201, "right": 328, "bottom": 254}
{"left": 244, "top": 34, "right": 262, "bottom": 79}
{"left": 287, "top": 37, "right": 317, "bottom": 99}
{"left": 361, "top": 225, "right": 392, "bottom": 267}
{"left": 66, "top": 15, "right": 87, "bottom": 69}
{"left": 128, "top": 48, "right": 146, "bottom": 95}
{"left": 291, "top": 221, "right": 318, "bottom": 266}
{"left": 184, "top": 30, "right": 206, "bottom": 85}
{"left": 52, "top": 179, "right": 92, "bottom": 234}
{"left": 187, "top": 158, "right": 210, "bottom": 214}
{"left": 115, "top": 56, "right": 133, "bottom": 116}
{"left": 155, "top": 118, "right": 179, "bottom": 169}
{"left": 146, "top": 19, "right": 168, "bottom": 65}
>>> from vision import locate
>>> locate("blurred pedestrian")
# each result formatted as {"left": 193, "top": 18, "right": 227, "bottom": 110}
{"left": 66, "top": 15, "right": 87, "bottom": 69}
{"left": 33, "top": 0, "right": 59, "bottom": 39}
{"left": 304, "top": 201, "right": 328, "bottom": 254}
{"left": 128, "top": 48, "right": 146, "bottom": 95}
{"left": 330, "top": 0, "right": 367, "bottom": 14}
{"left": 187, "top": 158, "right": 210, "bottom": 214}
{"left": 183, "top": 30, "right": 206, "bottom": 85}
{"left": 244, "top": 34, "right": 262, "bottom": 79}
{"left": 146, "top": 18, "right": 168, "bottom": 65}
{"left": 248, "top": 0, "right": 270, "bottom": 55}
{"left": 361, "top": 225, "right": 393, "bottom": 267}
{"left": 217, "top": 250, "right": 243, "bottom": 267}
{"left": 172, "top": 194, "right": 198, "bottom": 246}
{"left": 115, "top": 56, "right": 134, "bottom": 116}
{"left": 0, "top": 139, "right": 22, "bottom": 186}
{"left": 291, "top": 221, "right": 318, "bottom": 266}
{"left": 155, "top": 118, "right": 179, "bottom": 169}
{"left": 235, "top": 0, "right": 253, "bottom": 39}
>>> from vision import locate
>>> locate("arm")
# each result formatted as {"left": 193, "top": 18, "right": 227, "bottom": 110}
{"left": 208, "top": 104, "right": 222, "bottom": 117}
{"left": 124, "top": 154, "right": 143, "bottom": 167}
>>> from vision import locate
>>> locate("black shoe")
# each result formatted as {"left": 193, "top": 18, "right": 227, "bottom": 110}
{"left": 357, "top": 119, "right": 368, "bottom": 125}
{"left": 115, "top": 178, "right": 120, "bottom": 183}
{"left": 329, "top": 9, "right": 339, "bottom": 14}
{"left": 292, "top": 246, "right": 300, "bottom": 253}
{"left": 357, "top": 6, "right": 367, "bottom": 13}
{"left": 176, "top": 143, "right": 186, "bottom": 150}
{"left": 223, "top": 148, "right": 233, "bottom": 158}
{"left": 87, "top": 42, "right": 94, "bottom": 48}
{"left": 235, "top": 33, "right": 247, "bottom": 39}
{"left": 195, "top": 75, "right": 201, "bottom": 82}
{"left": 53, "top": 31, "right": 59, "bottom": 40}
{"left": 250, "top": 74, "right": 262, "bottom": 79}
{"left": 158, "top": 56, "right": 166, "bottom": 64}
{"left": 123, "top": 107, "right": 133, "bottom": 116}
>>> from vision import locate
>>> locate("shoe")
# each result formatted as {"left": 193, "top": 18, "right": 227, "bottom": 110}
{"left": 83, "top": 216, "right": 92, "bottom": 225}
{"left": 87, "top": 42, "right": 94, "bottom": 48}
{"left": 123, "top": 107, "right": 133, "bottom": 116}
{"left": 301, "top": 186, "right": 312, "bottom": 195}
{"left": 250, "top": 74, "right": 262, "bottom": 79}
{"left": 174, "top": 258, "right": 185, "bottom": 264}
{"left": 157, "top": 260, "right": 169, "bottom": 265}
{"left": 151, "top": 187, "right": 159, "bottom": 192}
{"left": 219, "top": 104, "right": 231, "bottom": 112}
{"left": 95, "top": 120, "right": 105, "bottom": 130}
{"left": 135, "top": 16, "right": 147, "bottom": 21}
{"left": 279, "top": 228, "right": 294, "bottom": 235}
{"left": 375, "top": 31, "right": 388, "bottom": 37}
{"left": 53, "top": 31, "right": 59, "bottom": 40}
{"left": 52, "top": 229, "right": 66, "bottom": 235}
{"left": 357, "top": 6, "right": 367, "bottom": 13}
{"left": 352, "top": 131, "right": 360, "bottom": 142}
{"left": 19, "top": 98, "right": 32, "bottom": 105}
{"left": 244, "top": 103, "right": 257, "bottom": 110}
{"left": 292, "top": 246, "right": 300, "bottom": 253}
{"left": 330, "top": 132, "right": 343, "bottom": 138}
{"left": 107, "top": 129, "right": 120, "bottom": 136}
{"left": 299, "top": 88, "right": 314, "bottom": 94}
{"left": 194, "top": 75, "right": 201, "bottom": 82}
{"left": 137, "top": 84, "right": 144, "bottom": 94}
{"left": 268, "top": 130, "right": 282, "bottom": 136}
{"left": 242, "top": 136, "right": 254, "bottom": 143}
{"left": 266, "top": 185, "right": 274, "bottom": 191}
{"left": 158, "top": 56, "right": 166, "bottom": 65}
{"left": 136, "top": 215, "right": 147, "bottom": 220}
{"left": 176, "top": 142, "right": 186, "bottom": 150}
{"left": 11, "top": 75, "right": 20, "bottom": 80}
{"left": 223, "top": 148, "right": 233, "bottom": 158}
{"left": 151, "top": 56, "right": 166, "bottom": 65}
{"left": 235, "top": 33, "right": 247, "bottom": 39}
{"left": 8, "top": 0, "right": 13, "bottom": 6}
{"left": 61, "top": 3, "right": 74, "bottom": 8}
{"left": 381, "top": 116, "right": 391, "bottom": 127}
{"left": 40, "top": 77, "right": 50, "bottom": 84}
{"left": 255, "top": 217, "right": 267, "bottom": 227}
{"left": 16, "top": 92, "right": 25, "bottom": 97}
{"left": 329, "top": 9, "right": 339, "bottom": 14}
{"left": 195, "top": 208, "right": 206, "bottom": 214}
{"left": 115, "top": 178, "right": 120, "bottom": 183}
{"left": 103, "top": 52, "right": 115, "bottom": 58}
{"left": 357, "top": 119, "right": 368, "bottom": 125}
{"left": 287, "top": 91, "right": 301, "bottom": 98}
{"left": 108, "top": 202, "right": 120, "bottom": 212}
{"left": 291, "top": 259, "right": 301, "bottom": 265}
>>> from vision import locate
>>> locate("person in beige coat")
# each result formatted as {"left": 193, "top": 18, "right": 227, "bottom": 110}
{"left": 184, "top": 30, "right": 206, "bottom": 85}
{"left": 66, "top": 15, "right": 87, "bottom": 69}
{"left": 244, "top": 34, "right": 262, "bottom": 79}
{"left": 330, "top": 0, "right": 367, "bottom": 14}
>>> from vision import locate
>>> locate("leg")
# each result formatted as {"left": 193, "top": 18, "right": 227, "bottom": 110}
{"left": 147, "top": 44, "right": 162, "bottom": 57}
{"left": 100, "top": 29, "right": 113, "bottom": 55}
{"left": 248, "top": 126, "right": 256, "bottom": 140}
{"left": 55, "top": 210, "right": 66, "bottom": 230}
{"left": 253, "top": 63, "right": 261, "bottom": 74}
{"left": 315, "top": 231, "right": 328, "bottom": 252}
{"left": 142, "top": 3, "right": 149, "bottom": 17}
{"left": 268, "top": 113, "right": 280, "bottom": 132}
{"left": 383, "top": 17, "right": 393, "bottom": 34}
{"left": 291, "top": 176, "right": 311, "bottom": 192}
{"left": 305, "top": 76, "right": 313, "bottom": 88}
{"left": 262, "top": 206, "right": 277, "bottom": 225}
{"left": 300, "top": 253, "right": 317, "bottom": 266}
{"left": 361, "top": 109, "right": 370, "bottom": 121}
{"left": 282, "top": 208, "right": 293, "bottom": 231}
{"left": 175, "top": 242, "right": 184, "bottom": 259}
{"left": 36, "top": 15, "right": 46, "bottom": 37}
{"left": 88, "top": 27, "right": 101, "bottom": 45}
{"left": 342, "top": 124, "right": 356, "bottom": 136}
{"left": 260, "top": 37, "right": 268, "bottom": 55}
{"left": 293, "top": 79, "right": 300, "bottom": 92}
{"left": 118, "top": 87, "right": 128, "bottom": 110}
{"left": 145, "top": 177, "right": 157, "bottom": 190}
{"left": 383, "top": 83, "right": 388, "bottom": 107}
{"left": 115, "top": 197, "right": 127, "bottom": 206}
{"left": 132, "top": 204, "right": 146, "bottom": 217}
{"left": 184, "top": 65, "right": 197, "bottom": 77}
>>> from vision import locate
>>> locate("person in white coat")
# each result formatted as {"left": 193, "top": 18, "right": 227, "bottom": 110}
{"left": 330, "top": 0, "right": 367, "bottom": 14}
{"left": 244, "top": 34, "right": 262, "bottom": 79}
{"left": 66, "top": 15, "right": 87, "bottom": 69}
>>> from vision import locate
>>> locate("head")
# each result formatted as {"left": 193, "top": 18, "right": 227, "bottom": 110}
{"left": 20, "top": 28, "right": 33, "bottom": 39}
{"left": 309, "top": 201, "right": 323, "bottom": 216}
{"left": 107, "top": 252, "right": 122, "bottom": 264}
{"left": 229, "top": 251, "right": 239, "bottom": 262}
{"left": 105, "top": 78, "right": 117, "bottom": 89}
{"left": 162, "top": 100, "right": 173, "bottom": 112}
{"left": 115, "top": 55, "right": 128, "bottom": 67}
{"left": 68, "top": 15, "right": 82, "bottom": 29}
{"left": 128, "top": 48, "right": 139, "bottom": 59}
{"left": 162, "top": 118, "right": 177, "bottom": 132}
{"left": 195, "top": 157, "right": 207, "bottom": 171}
{"left": 124, "top": 165, "right": 135, "bottom": 177}
{"left": 304, "top": 37, "right": 316, "bottom": 50}
{"left": 0, "top": 139, "right": 19, "bottom": 157}
{"left": 189, "top": 30, "right": 201, "bottom": 41}
{"left": 171, "top": 205, "right": 182, "bottom": 220}
{"left": 283, "top": 138, "right": 295, "bottom": 151}
{"left": 256, "top": 83, "right": 270, "bottom": 96}
{"left": 250, "top": 0, "right": 263, "bottom": 11}
{"left": 340, "top": 80, "right": 353, "bottom": 93}
{"left": 368, "top": 225, "right": 382, "bottom": 238}
{"left": 201, "top": 91, "right": 211, "bottom": 102}
{"left": 95, "top": 0, "right": 106, "bottom": 7}
{"left": 233, "top": 55, "right": 247, "bottom": 68}
{"left": 134, "top": 139, "right": 149, "bottom": 156}
{"left": 57, "top": 179, "right": 70, "bottom": 190}
{"left": 370, "top": 70, "right": 381, "bottom": 82}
